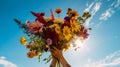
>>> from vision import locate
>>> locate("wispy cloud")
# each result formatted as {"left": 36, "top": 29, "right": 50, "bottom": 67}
{"left": 0, "top": 56, "right": 17, "bottom": 67}
{"left": 80, "top": 50, "right": 120, "bottom": 67}
{"left": 84, "top": 2, "right": 101, "bottom": 26}
{"left": 99, "top": 0, "right": 120, "bottom": 21}
{"left": 84, "top": 2, "right": 95, "bottom": 12}
{"left": 111, "top": 0, "right": 120, "bottom": 8}
{"left": 99, "top": 8, "right": 114, "bottom": 20}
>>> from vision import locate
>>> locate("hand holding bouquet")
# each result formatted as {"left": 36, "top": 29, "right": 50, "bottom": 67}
{"left": 14, "top": 8, "right": 91, "bottom": 67}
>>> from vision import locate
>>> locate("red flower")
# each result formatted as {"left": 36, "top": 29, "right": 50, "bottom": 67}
{"left": 44, "top": 29, "right": 59, "bottom": 43}
{"left": 40, "top": 13, "right": 45, "bottom": 16}
{"left": 63, "top": 20, "right": 70, "bottom": 26}
{"left": 76, "top": 25, "right": 89, "bottom": 39}
{"left": 50, "top": 9, "right": 55, "bottom": 21}
{"left": 31, "top": 11, "right": 48, "bottom": 26}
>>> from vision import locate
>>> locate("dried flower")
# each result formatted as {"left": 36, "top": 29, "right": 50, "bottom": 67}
{"left": 40, "top": 13, "right": 45, "bottom": 16}
{"left": 55, "top": 8, "right": 62, "bottom": 14}
{"left": 82, "top": 12, "right": 91, "bottom": 19}
{"left": 70, "top": 10, "right": 79, "bottom": 17}
{"left": 67, "top": 8, "right": 72, "bottom": 15}
{"left": 70, "top": 20, "right": 80, "bottom": 32}
{"left": 63, "top": 26, "right": 72, "bottom": 41}
{"left": 26, "top": 45, "right": 31, "bottom": 49}
{"left": 63, "top": 43, "right": 70, "bottom": 51}
{"left": 16, "top": 8, "right": 91, "bottom": 64}
{"left": 27, "top": 50, "right": 37, "bottom": 58}
{"left": 64, "top": 16, "right": 71, "bottom": 22}
{"left": 46, "top": 38, "right": 53, "bottom": 45}
{"left": 20, "top": 37, "right": 27, "bottom": 45}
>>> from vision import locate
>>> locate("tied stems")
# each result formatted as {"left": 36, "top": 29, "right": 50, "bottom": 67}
{"left": 58, "top": 14, "right": 60, "bottom": 18}
{"left": 57, "top": 60, "right": 62, "bottom": 67}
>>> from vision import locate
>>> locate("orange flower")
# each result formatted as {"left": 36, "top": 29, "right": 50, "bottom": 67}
{"left": 70, "top": 10, "right": 79, "bottom": 17}
{"left": 67, "top": 8, "right": 72, "bottom": 15}
{"left": 55, "top": 8, "right": 62, "bottom": 14}
{"left": 26, "top": 45, "right": 32, "bottom": 49}
{"left": 27, "top": 50, "right": 37, "bottom": 58}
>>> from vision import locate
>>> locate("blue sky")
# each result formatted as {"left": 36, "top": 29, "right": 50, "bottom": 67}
{"left": 0, "top": 0, "right": 120, "bottom": 67}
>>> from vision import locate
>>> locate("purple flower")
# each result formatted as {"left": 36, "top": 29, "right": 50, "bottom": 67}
{"left": 46, "top": 38, "right": 52, "bottom": 45}
{"left": 64, "top": 16, "right": 71, "bottom": 22}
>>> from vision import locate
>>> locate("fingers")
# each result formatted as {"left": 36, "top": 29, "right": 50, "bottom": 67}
{"left": 50, "top": 46, "right": 59, "bottom": 54}
{"left": 50, "top": 46, "right": 58, "bottom": 51}
{"left": 50, "top": 58, "right": 57, "bottom": 67}
{"left": 50, "top": 46, "right": 63, "bottom": 60}
{"left": 52, "top": 46, "right": 58, "bottom": 50}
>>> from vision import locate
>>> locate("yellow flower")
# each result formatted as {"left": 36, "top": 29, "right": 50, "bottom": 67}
{"left": 44, "top": 17, "right": 51, "bottom": 22}
{"left": 20, "top": 37, "right": 27, "bottom": 45}
{"left": 59, "top": 33, "right": 65, "bottom": 40}
{"left": 70, "top": 20, "right": 80, "bottom": 32}
{"left": 54, "top": 24, "right": 64, "bottom": 40}
{"left": 53, "top": 18, "right": 64, "bottom": 24}
{"left": 54, "top": 24, "right": 61, "bottom": 34}
{"left": 63, "top": 26, "right": 72, "bottom": 41}
{"left": 63, "top": 43, "right": 70, "bottom": 51}
{"left": 36, "top": 52, "right": 42, "bottom": 56}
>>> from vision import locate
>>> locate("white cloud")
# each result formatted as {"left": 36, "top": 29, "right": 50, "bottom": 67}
{"left": 80, "top": 50, "right": 120, "bottom": 67}
{"left": 99, "top": 8, "right": 114, "bottom": 20}
{"left": 0, "top": 56, "right": 17, "bottom": 67}
{"left": 99, "top": 0, "right": 120, "bottom": 21}
{"left": 95, "top": 0, "right": 120, "bottom": 28}
{"left": 115, "top": 0, "right": 120, "bottom": 8}
{"left": 84, "top": 2, "right": 95, "bottom": 12}
{"left": 0, "top": 56, "right": 6, "bottom": 60}
{"left": 111, "top": 0, "right": 120, "bottom": 8}
{"left": 84, "top": 2, "right": 101, "bottom": 26}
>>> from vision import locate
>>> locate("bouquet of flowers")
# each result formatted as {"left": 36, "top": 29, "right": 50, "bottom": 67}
{"left": 14, "top": 8, "right": 91, "bottom": 67}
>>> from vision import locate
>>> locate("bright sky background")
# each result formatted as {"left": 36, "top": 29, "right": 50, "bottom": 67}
{"left": 0, "top": 0, "right": 120, "bottom": 67}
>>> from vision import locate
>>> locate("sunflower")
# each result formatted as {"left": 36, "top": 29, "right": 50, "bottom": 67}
{"left": 20, "top": 37, "right": 27, "bottom": 45}
{"left": 70, "top": 20, "right": 80, "bottom": 32}
{"left": 54, "top": 24, "right": 61, "bottom": 34}
{"left": 59, "top": 33, "right": 65, "bottom": 41}
{"left": 63, "top": 26, "right": 72, "bottom": 41}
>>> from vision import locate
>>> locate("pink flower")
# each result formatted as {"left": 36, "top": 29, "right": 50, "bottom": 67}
{"left": 27, "top": 20, "right": 44, "bottom": 34}
{"left": 46, "top": 38, "right": 52, "bottom": 45}
{"left": 36, "top": 20, "right": 44, "bottom": 27}
{"left": 50, "top": 9, "right": 55, "bottom": 20}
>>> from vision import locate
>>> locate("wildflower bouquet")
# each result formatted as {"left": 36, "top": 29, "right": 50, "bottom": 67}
{"left": 14, "top": 8, "right": 91, "bottom": 67}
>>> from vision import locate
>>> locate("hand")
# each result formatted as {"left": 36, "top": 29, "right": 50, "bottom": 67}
{"left": 50, "top": 57, "right": 57, "bottom": 67}
{"left": 50, "top": 46, "right": 71, "bottom": 67}
{"left": 50, "top": 46, "right": 63, "bottom": 60}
